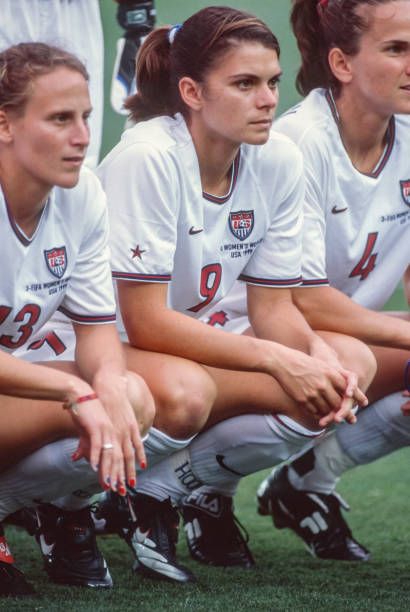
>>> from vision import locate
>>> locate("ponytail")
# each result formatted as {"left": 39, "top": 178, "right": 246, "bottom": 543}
{"left": 291, "top": 0, "right": 395, "bottom": 96}
{"left": 125, "top": 27, "right": 178, "bottom": 122}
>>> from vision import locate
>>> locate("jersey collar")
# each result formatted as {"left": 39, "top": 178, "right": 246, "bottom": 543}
{"left": 325, "top": 89, "right": 395, "bottom": 179}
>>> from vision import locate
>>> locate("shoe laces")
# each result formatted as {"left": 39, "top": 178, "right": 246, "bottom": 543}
{"left": 216, "top": 504, "right": 250, "bottom": 547}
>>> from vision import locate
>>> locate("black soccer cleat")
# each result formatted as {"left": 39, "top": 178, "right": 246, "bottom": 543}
{"left": 182, "top": 490, "right": 255, "bottom": 568}
{"left": 0, "top": 561, "right": 36, "bottom": 598}
{"left": 91, "top": 491, "right": 132, "bottom": 535}
{"left": 95, "top": 491, "right": 195, "bottom": 583}
{"left": 0, "top": 524, "right": 35, "bottom": 597}
{"left": 256, "top": 465, "right": 370, "bottom": 561}
{"left": 32, "top": 504, "right": 112, "bottom": 588}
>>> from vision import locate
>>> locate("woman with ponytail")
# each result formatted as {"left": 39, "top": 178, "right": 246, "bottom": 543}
{"left": 95, "top": 6, "right": 374, "bottom": 582}
{"left": 252, "top": 0, "right": 410, "bottom": 564}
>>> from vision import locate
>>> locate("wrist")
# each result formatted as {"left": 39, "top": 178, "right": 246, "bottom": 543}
{"left": 63, "top": 392, "right": 98, "bottom": 415}
{"left": 63, "top": 377, "right": 94, "bottom": 406}
{"left": 256, "top": 339, "right": 288, "bottom": 377}
{"left": 93, "top": 367, "right": 127, "bottom": 395}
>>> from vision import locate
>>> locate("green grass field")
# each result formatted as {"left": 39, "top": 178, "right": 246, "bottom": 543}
{"left": 3, "top": 3, "right": 408, "bottom": 609}
{"left": 5, "top": 447, "right": 410, "bottom": 611}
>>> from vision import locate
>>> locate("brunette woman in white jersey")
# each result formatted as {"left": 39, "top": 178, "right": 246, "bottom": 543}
{"left": 154, "top": 0, "right": 410, "bottom": 571}
{"left": 95, "top": 6, "right": 376, "bottom": 583}
{"left": 0, "top": 43, "right": 156, "bottom": 597}
{"left": 251, "top": 0, "right": 410, "bottom": 563}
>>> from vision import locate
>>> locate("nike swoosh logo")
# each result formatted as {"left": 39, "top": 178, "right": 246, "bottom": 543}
{"left": 189, "top": 226, "right": 204, "bottom": 235}
{"left": 215, "top": 454, "right": 244, "bottom": 476}
{"left": 331, "top": 205, "right": 348, "bottom": 214}
{"left": 38, "top": 534, "right": 55, "bottom": 557}
{"left": 131, "top": 527, "right": 150, "bottom": 544}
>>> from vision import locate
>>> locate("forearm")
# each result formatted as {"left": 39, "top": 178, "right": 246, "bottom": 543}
{"left": 124, "top": 303, "right": 290, "bottom": 377}
{"left": 0, "top": 352, "right": 91, "bottom": 402}
{"left": 247, "top": 288, "right": 320, "bottom": 354}
{"left": 293, "top": 286, "right": 410, "bottom": 350}
{"left": 74, "top": 324, "right": 127, "bottom": 386}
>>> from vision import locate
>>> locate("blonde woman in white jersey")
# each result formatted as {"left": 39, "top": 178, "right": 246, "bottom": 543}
{"left": 0, "top": 43, "right": 155, "bottom": 597}
{"left": 94, "top": 6, "right": 375, "bottom": 583}
{"left": 186, "top": 0, "right": 410, "bottom": 567}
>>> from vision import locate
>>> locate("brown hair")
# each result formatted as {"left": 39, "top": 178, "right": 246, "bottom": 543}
{"left": 0, "top": 42, "right": 88, "bottom": 115}
{"left": 291, "top": 0, "right": 400, "bottom": 96}
{"left": 125, "top": 5, "right": 280, "bottom": 122}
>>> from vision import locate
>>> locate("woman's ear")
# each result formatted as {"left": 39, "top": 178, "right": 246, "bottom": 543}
{"left": 328, "top": 47, "right": 353, "bottom": 85}
{"left": 178, "top": 77, "right": 204, "bottom": 112}
{"left": 0, "top": 110, "right": 14, "bottom": 144}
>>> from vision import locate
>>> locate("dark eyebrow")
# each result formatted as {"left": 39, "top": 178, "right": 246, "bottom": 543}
{"left": 229, "top": 70, "right": 283, "bottom": 80}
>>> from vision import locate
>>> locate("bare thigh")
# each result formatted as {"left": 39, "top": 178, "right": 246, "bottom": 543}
{"left": 367, "top": 345, "right": 409, "bottom": 403}
{"left": 123, "top": 345, "right": 216, "bottom": 438}
{"left": 203, "top": 330, "right": 375, "bottom": 430}
{"left": 0, "top": 361, "right": 79, "bottom": 470}
{"left": 366, "top": 311, "right": 409, "bottom": 403}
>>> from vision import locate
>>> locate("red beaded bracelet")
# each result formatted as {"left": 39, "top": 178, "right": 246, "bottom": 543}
{"left": 63, "top": 392, "right": 98, "bottom": 415}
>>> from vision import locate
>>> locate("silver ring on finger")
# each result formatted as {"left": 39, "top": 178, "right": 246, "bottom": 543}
{"left": 102, "top": 443, "right": 114, "bottom": 450}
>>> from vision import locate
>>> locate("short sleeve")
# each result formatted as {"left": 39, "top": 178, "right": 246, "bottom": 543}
{"left": 239, "top": 146, "right": 304, "bottom": 287}
{"left": 99, "top": 143, "right": 179, "bottom": 284}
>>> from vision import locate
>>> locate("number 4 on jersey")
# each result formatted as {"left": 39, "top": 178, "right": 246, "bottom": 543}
{"left": 349, "top": 232, "right": 378, "bottom": 281}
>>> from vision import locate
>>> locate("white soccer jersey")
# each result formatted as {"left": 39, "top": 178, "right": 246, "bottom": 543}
{"left": 274, "top": 88, "right": 410, "bottom": 311}
{"left": 1, "top": 168, "right": 116, "bottom": 356}
{"left": 0, "top": 0, "right": 103, "bottom": 168}
{"left": 98, "top": 113, "right": 304, "bottom": 321}
{"left": 202, "top": 89, "right": 410, "bottom": 332}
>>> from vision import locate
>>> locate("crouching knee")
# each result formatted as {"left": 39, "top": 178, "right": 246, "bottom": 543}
{"left": 322, "top": 331, "right": 377, "bottom": 392}
{"left": 153, "top": 365, "right": 217, "bottom": 439}
{"left": 126, "top": 371, "right": 156, "bottom": 437}
{"left": 347, "top": 339, "right": 377, "bottom": 391}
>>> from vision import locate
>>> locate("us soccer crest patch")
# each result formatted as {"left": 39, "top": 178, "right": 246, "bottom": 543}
{"left": 44, "top": 246, "right": 67, "bottom": 278}
{"left": 229, "top": 210, "right": 254, "bottom": 241}
{"left": 400, "top": 179, "right": 410, "bottom": 207}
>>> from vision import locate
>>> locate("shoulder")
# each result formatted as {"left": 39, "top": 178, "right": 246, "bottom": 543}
{"left": 52, "top": 168, "right": 107, "bottom": 232}
{"left": 394, "top": 114, "right": 410, "bottom": 145}
{"left": 239, "top": 132, "right": 304, "bottom": 206}
{"left": 273, "top": 89, "right": 335, "bottom": 159}
{"left": 98, "top": 114, "right": 189, "bottom": 177}
{"left": 57, "top": 167, "right": 105, "bottom": 207}
{"left": 243, "top": 130, "right": 303, "bottom": 177}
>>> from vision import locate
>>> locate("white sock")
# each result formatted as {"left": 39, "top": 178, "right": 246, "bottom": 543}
{"left": 337, "top": 391, "right": 410, "bottom": 463}
{"left": 143, "top": 427, "right": 195, "bottom": 469}
{"left": 287, "top": 433, "right": 354, "bottom": 494}
{"left": 42, "top": 428, "right": 193, "bottom": 512}
{"left": 286, "top": 391, "right": 408, "bottom": 495}
{"left": 0, "top": 438, "right": 100, "bottom": 520}
{"left": 137, "top": 414, "right": 322, "bottom": 504}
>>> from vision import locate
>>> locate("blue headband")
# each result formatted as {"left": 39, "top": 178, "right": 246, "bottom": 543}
{"left": 168, "top": 24, "right": 182, "bottom": 45}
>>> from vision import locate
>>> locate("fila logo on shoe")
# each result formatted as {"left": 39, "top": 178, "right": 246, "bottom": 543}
{"left": 184, "top": 518, "right": 203, "bottom": 542}
{"left": 300, "top": 512, "right": 328, "bottom": 535}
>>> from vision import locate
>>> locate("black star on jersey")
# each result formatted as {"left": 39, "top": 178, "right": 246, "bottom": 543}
{"left": 130, "top": 245, "right": 146, "bottom": 259}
